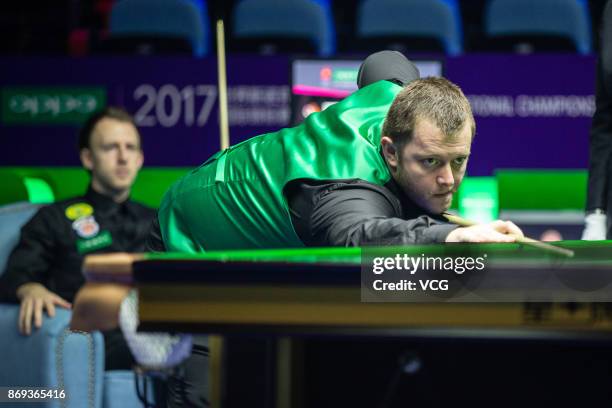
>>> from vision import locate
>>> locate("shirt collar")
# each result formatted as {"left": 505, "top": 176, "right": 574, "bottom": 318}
{"left": 85, "top": 185, "right": 134, "bottom": 215}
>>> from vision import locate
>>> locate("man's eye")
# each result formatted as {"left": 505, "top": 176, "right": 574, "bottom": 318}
{"left": 422, "top": 158, "right": 440, "bottom": 168}
{"left": 453, "top": 157, "right": 467, "bottom": 166}
{"left": 102, "top": 145, "right": 118, "bottom": 152}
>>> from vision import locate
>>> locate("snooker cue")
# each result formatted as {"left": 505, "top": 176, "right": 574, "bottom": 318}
{"left": 443, "top": 213, "right": 575, "bottom": 258}
{"left": 216, "top": 20, "right": 230, "bottom": 149}
{"left": 212, "top": 19, "right": 228, "bottom": 408}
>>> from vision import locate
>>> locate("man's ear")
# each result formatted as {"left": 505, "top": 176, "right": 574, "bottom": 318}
{"left": 80, "top": 148, "right": 94, "bottom": 171}
{"left": 380, "top": 136, "right": 399, "bottom": 171}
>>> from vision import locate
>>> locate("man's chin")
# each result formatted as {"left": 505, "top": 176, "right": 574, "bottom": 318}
{"left": 408, "top": 191, "right": 452, "bottom": 215}
{"left": 110, "top": 176, "right": 135, "bottom": 189}
{"left": 432, "top": 207, "right": 449, "bottom": 215}
{"left": 426, "top": 199, "right": 452, "bottom": 215}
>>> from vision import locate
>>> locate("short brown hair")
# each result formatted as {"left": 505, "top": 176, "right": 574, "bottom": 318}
{"left": 382, "top": 77, "right": 475, "bottom": 146}
{"left": 78, "top": 106, "right": 139, "bottom": 151}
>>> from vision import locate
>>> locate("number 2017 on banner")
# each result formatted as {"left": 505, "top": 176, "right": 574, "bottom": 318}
{"left": 134, "top": 84, "right": 218, "bottom": 128}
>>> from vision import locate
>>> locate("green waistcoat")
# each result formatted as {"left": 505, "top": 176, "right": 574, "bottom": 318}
{"left": 158, "top": 80, "right": 402, "bottom": 252}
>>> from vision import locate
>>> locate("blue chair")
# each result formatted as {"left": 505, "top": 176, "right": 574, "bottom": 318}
{"left": 108, "top": 0, "right": 208, "bottom": 57}
{"left": 232, "top": 0, "right": 335, "bottom": 56}
{"left": 357, "top": 0, "right": 463, "bottom": 55}
{"left": 484, "top": 0, "right": 592, "bottom": 54}
{"left": 0, "top": 202, "right": 150, "bottom": 408}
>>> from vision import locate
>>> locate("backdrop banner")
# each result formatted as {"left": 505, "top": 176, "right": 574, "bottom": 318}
{"left": 0, "top": 55, "right": 595, "bottom": 175}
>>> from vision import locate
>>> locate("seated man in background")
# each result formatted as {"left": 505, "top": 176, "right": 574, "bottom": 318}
{"left": 0, "top": 106, "right": 154, "bottom": 370}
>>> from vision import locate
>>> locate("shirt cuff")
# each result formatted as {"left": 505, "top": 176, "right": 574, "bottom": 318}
{"left": 421, "top": 224, "right": 459, "bottom": 244}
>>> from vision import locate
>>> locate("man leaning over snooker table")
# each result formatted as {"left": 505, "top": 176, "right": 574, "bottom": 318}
{"left": 71, "top": 51, "right": 527, "bottom": 407}
{"left": 148, "top": 50, "right": 525, "bottom": 252}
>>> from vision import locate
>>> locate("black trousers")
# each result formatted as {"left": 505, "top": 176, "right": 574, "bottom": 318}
{"left": 166, "top": 336, "right": 210, "bottom": 408}
{"left": 102, "top": 328, "right": 135, "bottom": 370}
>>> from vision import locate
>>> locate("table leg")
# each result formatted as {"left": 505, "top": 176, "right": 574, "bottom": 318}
{"left": 209, "top": 335, "right": 225, "bottom": 408}
{"left": 276, "top": 337, "right": 304, "bottom": 408}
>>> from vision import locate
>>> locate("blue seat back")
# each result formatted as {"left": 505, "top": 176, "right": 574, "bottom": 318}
{"left": 357, "top": 0, "right": 463, "bottom": 55}
{"left": 485, "top": 0, "right": 592, "bottom": 55}
{"left": 110, "top": 0, "right": 208, "bottom": 57}
{"left": 0, "top": 202, "right": 41, "bottom": 276}
{"left": 232, "top": 0, "right": 335, "bottom": 56}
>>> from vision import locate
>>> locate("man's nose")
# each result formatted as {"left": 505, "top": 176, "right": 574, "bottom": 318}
{"left": 117, "top": 146, "right": 128, "bottom": 162}
{"left": 436, "top": 164, "right": 454, "bottom": 188}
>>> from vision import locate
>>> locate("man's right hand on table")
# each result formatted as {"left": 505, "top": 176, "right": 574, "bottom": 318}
{"left": 446, "top": 220, "right": 524, "bottom": 243}
{"left": 16, "top": 282, "right": 72, "bottom": 335}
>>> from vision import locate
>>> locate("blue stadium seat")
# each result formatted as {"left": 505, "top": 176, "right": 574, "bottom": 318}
{"left": 108, "top": 0, "right": 208, "bottom": 57}
{"left": 356, "top": 0, "right": 463, "bottom": 55}
{"left": 232, "top": 0, "right": 335, "bottom": 56}
{"left": 484, "top": 0, "right": 592, "bottom": 54}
